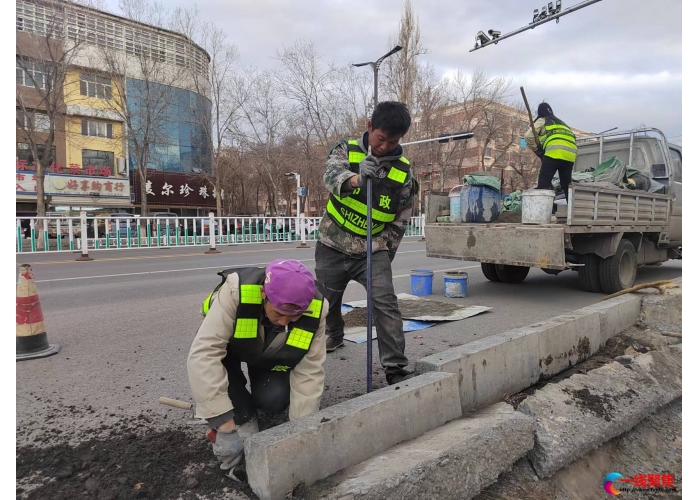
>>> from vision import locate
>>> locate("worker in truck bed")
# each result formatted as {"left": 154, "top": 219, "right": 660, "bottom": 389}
{"left": 314, "top": 101, "right": 416, "bottom": 385}
{"left": 188, "top": 259, "right": 328, "bottom": 480}
{"left": 524, "top": 102, "right": 578, "bottom": 221}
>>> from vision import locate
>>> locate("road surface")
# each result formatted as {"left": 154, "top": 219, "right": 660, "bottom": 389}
{"left": 16, "top": 238, "right": 681, "bottom": 442}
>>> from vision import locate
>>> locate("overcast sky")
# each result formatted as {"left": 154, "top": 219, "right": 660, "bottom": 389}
{"left": 104, "top": 0, "right": 682, "bottom": 145}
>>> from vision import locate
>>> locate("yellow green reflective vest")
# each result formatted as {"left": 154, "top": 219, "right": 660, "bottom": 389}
{"left": 201, "top": 267, "right": 324, "bottom": 371}
{"left": 326, "top": 139, "right": 411, "bottom": 237}
{"left": 538, "top": 117, "right": 578, "bottom": 162}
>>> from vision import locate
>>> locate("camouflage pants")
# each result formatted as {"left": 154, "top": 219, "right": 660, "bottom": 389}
{"left": 314, "top": 242, "right": 408, "bottom": 373}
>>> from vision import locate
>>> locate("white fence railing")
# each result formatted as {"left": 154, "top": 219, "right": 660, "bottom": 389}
{"left": 15, "top": 213, "right": 426, "bottom": 255}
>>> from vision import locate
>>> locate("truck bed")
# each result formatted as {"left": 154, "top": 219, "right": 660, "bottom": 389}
{"left": 425, "top": 185, "right": 672, "bottom": 270}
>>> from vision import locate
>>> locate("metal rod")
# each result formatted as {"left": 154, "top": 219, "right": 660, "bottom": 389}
{"left": 469, "top": 0, "right": 604, "bottom": 52}
{"left": 401, "top": 132, "right": 474, "bottom": 147}
{"left": 366, "top": 147, "right": 373, "bottom": 394}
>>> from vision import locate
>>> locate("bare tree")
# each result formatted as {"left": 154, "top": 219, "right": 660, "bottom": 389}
{"left": 16, "top": 0, "right": 89, "bottom": 218}
{"left": 229, "top": 69, "right": 290, "bottom": 215}
{"left": 88, "top": 0, "right": 186, "bottom": 217}
{"left": 381, "top": 0, "right": 427, "bottom": 117}
{"left": 172, "top": 7, "right": 239, "bottom": 216}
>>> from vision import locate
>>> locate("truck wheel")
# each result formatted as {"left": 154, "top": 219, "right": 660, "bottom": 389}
{"left": 495, "top": 264, "right": 530, "bottom": 283}
{"left": 481, "top": 263, "right": 501, "bottom": 282}
{"left": 578, "top": 254, "right": 602, "bottom": 293}
{"left": 599, "top": 239, "right": 637, "bottom": 294}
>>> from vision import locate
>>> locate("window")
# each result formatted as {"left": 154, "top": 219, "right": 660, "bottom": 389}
{"left": 17, "top": 142, "right": 55, "bottom": 169}
{"left": 80, "top": 73, "right": 112, "bottom": 99}
{"left": 82, "top": 149, "right": 114, "bottom": 170}
{"left": 484, "top": 147, "right": 493, "bottom": 158}
{"left": 17, "top": 110, "right": 51, "bottom": 132}
{"left": 16, "top": 57, "right": 47, "bottom": 89}
{"left": 81, "top": 119, "right": 113, "bottom": 138}
{"left": 495, "top": 150, "right": 505, "bottom": 161}
{"left": 669, "top": 148, "right": 682, "bottom": 183}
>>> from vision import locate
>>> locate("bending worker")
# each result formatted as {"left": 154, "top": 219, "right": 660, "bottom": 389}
{"left": 524, "top": 102, "right": 578, "bottom": 221}
{"left": 315, "top": 101, "right": 416, "bottom": 385}
{"left": 187, "top": 259, "right": 328, "bottom": 477}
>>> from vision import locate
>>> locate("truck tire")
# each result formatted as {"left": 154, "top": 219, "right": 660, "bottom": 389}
{"left": 495, "top": 264, "right": 530, "bottom": 283}
{"left": 481, "top": 263, "right": 501, "bottom": 282}
{"left": 599, "top": 239, "right": 637, "bottom": 294}
{"left": 578, "top": 254, "right": 602, "bottom": 293}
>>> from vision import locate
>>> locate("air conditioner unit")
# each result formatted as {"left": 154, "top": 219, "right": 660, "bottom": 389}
{"left": 117, "top": 157, "right": 127, "bottom": 175}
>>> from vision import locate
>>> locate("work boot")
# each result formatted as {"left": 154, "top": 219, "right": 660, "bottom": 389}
{"left": 326, "top": 336, "right": 345, "bottom": 352}
{"left": 386, "top": 368, "right": 415, "bottom": 385}
{"left": 550, "top": 215, "right": 558, "bottom": 223}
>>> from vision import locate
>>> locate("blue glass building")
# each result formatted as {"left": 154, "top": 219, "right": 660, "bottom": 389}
{"left": 126, "top": 78, "right": 212, "bottom": 175}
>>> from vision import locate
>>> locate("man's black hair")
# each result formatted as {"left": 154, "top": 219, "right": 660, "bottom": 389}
{"left": 371, "top": 101, "right": 411, "bottom": 137}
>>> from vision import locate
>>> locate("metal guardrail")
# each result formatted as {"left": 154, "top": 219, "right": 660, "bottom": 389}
{"left": 15, "top": 213, "right": 426, "bottom": 256}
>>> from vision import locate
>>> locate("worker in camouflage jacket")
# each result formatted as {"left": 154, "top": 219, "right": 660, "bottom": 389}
{"left": 315, "top": 101, "right": 417, "bottom": 385}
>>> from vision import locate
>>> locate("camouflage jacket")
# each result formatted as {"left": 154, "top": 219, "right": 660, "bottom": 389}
{"left": 318, "top": 132, "right": 415, "bottom": 259}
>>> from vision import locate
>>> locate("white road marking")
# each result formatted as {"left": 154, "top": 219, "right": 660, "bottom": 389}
{"left": 34, "top": 249, "right": 433, "bottom": 283}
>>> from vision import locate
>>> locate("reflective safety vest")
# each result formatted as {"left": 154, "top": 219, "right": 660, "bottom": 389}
{"left": 201, "top": 267, "right": 324, "bottom": 371}
{"left": 326, "top": 140, "right": 411, "bottom": 236}
{"left": 538, "top": 117, "right": 578, "bottom": 162}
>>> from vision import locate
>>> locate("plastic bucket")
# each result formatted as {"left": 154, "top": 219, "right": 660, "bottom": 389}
{"left": 443, "top": 271, "right": 468, "bottom": 298}
{"left": 521, "top": 189, "right": 555, "bottom": 224}
{"left": 461, "top": 185, "right": 500, "bottom": 223}
{"left": 448, "top": 185, "right": 462, "bottom": 223}
{"left": 410, "top": 269, "right": 434, "bottom": 296}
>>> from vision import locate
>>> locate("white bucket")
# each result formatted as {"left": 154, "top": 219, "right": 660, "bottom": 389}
{"left": 521, "top": 189, "right": 555, "bottom": 224}
{"left": 448, "top": 185, "right": 462, "bottom": 223}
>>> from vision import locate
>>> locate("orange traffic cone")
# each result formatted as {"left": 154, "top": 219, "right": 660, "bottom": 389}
{"left": 16, "top": 264, "right": 59, "bottom": 361}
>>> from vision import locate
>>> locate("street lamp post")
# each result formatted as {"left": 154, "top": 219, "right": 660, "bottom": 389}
{"left": 351, "top": 45, "right": 402, "bottom": 394}
{"left": 285, "top": 172, "right": 301, "bottom": 217}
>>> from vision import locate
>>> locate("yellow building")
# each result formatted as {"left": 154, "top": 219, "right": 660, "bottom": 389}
{"left": 64, "top": 69, "right": 127, "bottom": 179}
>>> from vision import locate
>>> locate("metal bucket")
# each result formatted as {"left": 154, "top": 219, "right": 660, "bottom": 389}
{"left": 410, "top": 269, "right": 434, "bottom": 296}
{"left": 443, "top": 271, "right": 468, "bottom": 298}
{"left": 521, "top": 189, "right": 555, "bottom": 224}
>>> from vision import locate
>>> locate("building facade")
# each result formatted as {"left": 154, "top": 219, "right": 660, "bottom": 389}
{"left": 16, "top": 0, "right": 213, "bottom": 217}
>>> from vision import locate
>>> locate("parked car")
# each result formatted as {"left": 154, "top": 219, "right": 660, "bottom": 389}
{"left": 105, "top": 213, "right": 137, "bottom": 237}
{"left": 46, "top": 213, "right": 82, "bottom": 239}
{"left": 144, "top": 212, "right": 179, "bottom": 236}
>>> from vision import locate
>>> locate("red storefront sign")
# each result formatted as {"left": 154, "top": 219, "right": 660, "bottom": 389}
{"left": 16, "top": 172, "right": 130, "bottom": 199}
{"left": 132, "top": 171, "right": 217, "bottom": 208}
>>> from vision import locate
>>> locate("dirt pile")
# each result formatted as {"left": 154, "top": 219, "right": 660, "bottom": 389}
{"left": 16, "top": 420, "right": 258, "bottom": 500}
{"left": 342, "top": 298, "right": 465, "bottom": 328}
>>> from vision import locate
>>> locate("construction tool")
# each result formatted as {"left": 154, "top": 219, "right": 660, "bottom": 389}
{"left": 520, "top": 86, "right": 541, "bottom": 150}
{"left": 365, "top": 145, "right": 373, "bottom": 393}
{"left": 158, "top": 396, "right": 207, "bottom": 425}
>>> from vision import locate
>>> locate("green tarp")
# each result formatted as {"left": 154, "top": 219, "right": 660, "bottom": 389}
{"left": 503, "top": 190, "right": 522, "bottom": 212}
{"left": 463, "top": 174, "right": 501, "bottom": 192}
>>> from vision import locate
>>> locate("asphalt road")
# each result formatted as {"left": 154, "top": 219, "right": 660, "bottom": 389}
{"left": 16, "top": 238, "right": 682, "bottom": 443}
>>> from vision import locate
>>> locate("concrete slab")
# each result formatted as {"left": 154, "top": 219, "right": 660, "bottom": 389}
{"left": 518, "top": 344, "right": 682, "bottom": 478}
{"left": 638, "top": 284, "right": 682, "bottom": 332}
{"left": 308, "top": 403, "right": 534, "bottom": 500}
{"left": 416, "top": 326, "right": 540, "bottom": 413}
{"left": 579, "top": 294, "right": 642, "bottom": 343}
{"left": 533, "top": 308, "right": 601, "bottom": 379}
{"left": 244, "top": 372, "right": 462, "bottom": 500}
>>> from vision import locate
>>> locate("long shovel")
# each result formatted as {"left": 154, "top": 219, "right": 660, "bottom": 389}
{"left": 520, "top": 86, "right": 541, "bottom": 150}
{"left": 365, "top": 146, "right": 374, "bottom": 393}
